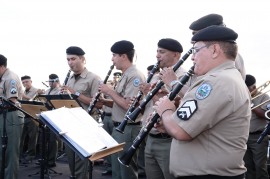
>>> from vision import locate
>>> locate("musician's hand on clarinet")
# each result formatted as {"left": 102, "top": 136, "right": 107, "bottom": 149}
{"left": 159, "top": 67, "right": 177, "bottom": 87}
{"left": 99, "top": 83, "right": 112, "bottom": 95}
{"left": 153, "top": 96, "right": 176, "bottom": 119}
{"left": 93, "top": 93, "right": 104, "bottom": 109}
{"left": 60, "top": 85, "right": 74, "bottom": 94}
{"left": 139, "top": 82, "right": 151, "bottom": 95}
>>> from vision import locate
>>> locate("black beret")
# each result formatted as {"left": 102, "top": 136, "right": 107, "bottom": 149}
{"left": 245, "top": 74, "right": 256, "bottom": 87}
{"left": 21, "top": 75, "right": 31, "bottom": 81}
{"left": 49, "top": 74, "right": 59, "bottom": 80}
{"left": 0, "top": 54, "right": 7, "bottom": 66}
{"left": 158, "top": 38, "right": 183, "bottom": 53}
{"left": 111, "top": 40, "right": 134, "bottom": 54}
{"left": 191, "top": 25, "right": 238, "bottom": 43}
{"left": 66, "top": 46, "right": 85, "bottom": 56}
{"left": 189, "top": 14, "right": 224, "bottom": 31}
{"left": 113, "top": 72, "right": 122, "bottom": 77}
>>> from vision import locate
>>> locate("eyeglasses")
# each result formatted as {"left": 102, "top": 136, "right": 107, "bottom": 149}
{"left": 192, "top": 45, "right": 208, "bottom": 54}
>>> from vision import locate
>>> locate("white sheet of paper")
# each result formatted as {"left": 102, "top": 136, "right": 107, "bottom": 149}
{"left": 40, "top": 107, "right": 118, "bottom": 157}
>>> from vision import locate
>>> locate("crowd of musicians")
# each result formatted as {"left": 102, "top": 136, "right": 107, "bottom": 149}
{"left": 1, "top": 13, "right": 270, "bottom": 179}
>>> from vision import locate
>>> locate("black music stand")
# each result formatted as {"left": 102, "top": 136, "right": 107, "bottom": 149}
{"left": 39, "top": 96, "right": 124, "bottom": 179}
{"left": 0, "top": 96, "right": 39, "bottom": 179}
{"left": 39, "top": 94, "right": 83, "bottom": 179}
{"left": 19, "top": 99, "right": 63, "bottom": 178}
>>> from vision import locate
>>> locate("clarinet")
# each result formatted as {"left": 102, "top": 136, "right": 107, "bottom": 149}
{"left": 59, "top": 69, "right": 73, "bottom": 99}
{"left": 115, "top": 61, "right": 160, "bottom": 134}
{"left": 88, "top": 65, "right": 114, "bottom": 114}
{"left": 63, "top": 70, "right": 71, "bottom": 86}
{"left": 118, "top": 65, "right": 194, "bottom": 166}
{"left": 126, "top": 48, "right": 192, "bottom": 123}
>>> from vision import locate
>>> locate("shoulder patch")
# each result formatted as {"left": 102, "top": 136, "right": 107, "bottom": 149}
{"left": 195, "top": 83, "right": 212, "bottom": 100}
{"left": 10, "top": 80, "right": 18, "bottom": 94}
{"left": 177, "top": 100, "right": 197, "bottom": 121}
{"left": 133, "top": 78, "right": 140, "bottom": 87}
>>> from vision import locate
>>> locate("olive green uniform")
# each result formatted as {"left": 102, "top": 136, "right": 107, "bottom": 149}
{"left": 0, "top": 68, "right": 24, "bottom": 179}
{"left": 244, "top": 93, "right": 270, "bottom": 179}
{"left": 65, "top": 68, "right": 101, "bottom": 179}
{"left": 170, "top": 61, "right": 250, "bottom": 177}
{"left": 20, "top": 86, "right": 39, "bottom": 159}
{"left": 144, "top": 67, "right": 185, "bottom": 179}
{"left": 111, "top": 65, "right": 145, "bottom": 179}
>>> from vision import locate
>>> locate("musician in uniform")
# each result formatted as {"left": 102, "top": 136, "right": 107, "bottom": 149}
{"left": 20, "top": 75, "right": 43, "bottom": 163}
{"left": 101, "top": 72, "right": 122, "bottom": 176}
{"left": 44, "top": 74, "right": 61, "bottom": 168}
{"left": 140, "top": 38, "right": 185, "bottom": 179}
{"left": 153, "top": 26, "right": 251, "bottom": 178}
{"left": 62, "top": 46, "right": 101, "bottom": 179}
{"left": 99, "top": 40, "right": 145, "bottom": 179}
{"left": 244, "top": 74, "right": 269, "bottom": 179}
{"left": 189, "top": 13, "right": 246, "bottom": 80}
{"left": 0, "top": 54, "right": 24, "bottom": 179}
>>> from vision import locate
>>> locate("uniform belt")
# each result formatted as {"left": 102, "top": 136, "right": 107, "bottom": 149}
{"left": 0, "top": 109, "right": 17, "bottom": 114}
{"left": 149, "top": 133, "right": 171, "bottom": 139}
{"left": 103, "top": 112, "right": 112, "bottom": 116}
{"left": 176, "top": 173, "right": 244, "bottom": 179}
{"left": 113, "top": 121, "right": 141, "bottom": 127}
{"left": 249, "top": 131, "right": 263, "bottom": 135}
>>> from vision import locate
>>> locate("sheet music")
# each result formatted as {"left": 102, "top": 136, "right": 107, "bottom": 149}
{"left": 40, "top": 107, "right": 119, "bottom": 157}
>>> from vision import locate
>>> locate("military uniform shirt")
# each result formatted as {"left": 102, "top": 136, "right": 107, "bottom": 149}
{"left": 170, "top": 61, "right": 251, "bottom": 177}
{"left": 250, "top": 93, "right": 270, "bottom": 132}
{"left": 235, "top": 53, "right": 246, "bottom": 80}
{"left": 22, "top": 86, "right": 38, "bottom": 100}
{"left": 45, "top": 86, "right": 61, "bottom": 95}
{"left": 0, "top": 68, "right": 23, "bottom": 100}
{"left": 67, "top": 68, "right": 101, "bottom": 110}
{"left": 144, "top": 67, "right": 186, "bottom": 134}
{"left": 112, "top": 65, "right": 145, "bottom": 123}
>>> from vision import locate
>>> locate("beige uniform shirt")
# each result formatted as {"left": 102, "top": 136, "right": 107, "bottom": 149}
{"left": 170, "top": 61, "right": 251, "bottom": 177}
{"left": 45, "top": 86, "right": 61, "bottom": 95}
{"left": 142, "top": 67, "right": 186, "bottom": 134}
{"left": 250, "top": 93, "right": 270, "bottom": 132}
{"left": 22, "top": 86, "right": 38, "bottom": 100}
{"left": 0, "top": 68, "right": 23, "bottom": 100}
{"left": 112, "top": 65, "right": 145, "bottom": 123}
{"left": 235, "top": 53, "right": 246, "bottom": 80}
{"left": 67, "top": 68, "right": 101, "bottom": 110}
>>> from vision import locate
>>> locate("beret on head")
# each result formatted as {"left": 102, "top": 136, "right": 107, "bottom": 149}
{"left": 66, "top": 46, "right": 85, "bottom": 56}
{"left": 49, "top": 74, "right": 59, "bottom": 80}
{"left": 113, "top": 72, "right": 122, "bottom": 77}
{"left": 191, "top": 25, "right": 238, "bottom": 43}
{"left": 21, "top": 75, "right": 31, "bottom": 81}
{"left": 189, "top": 14, "right": 223, "bottom": 31}
{"left": 0, "top": 54, "right": 7, "bottom": 66}
{"left": 158, "top": 38, "right": 183, "bottom": 53}
{"left": 245, "top": 74, "right": 256, "bottom": 87}
{"left": 111, "top": 40, "right": 134, "bottom": 54}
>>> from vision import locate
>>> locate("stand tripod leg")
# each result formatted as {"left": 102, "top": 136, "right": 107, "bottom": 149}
{"left": 70, "top": 151, "right": 76, "bottom": 179}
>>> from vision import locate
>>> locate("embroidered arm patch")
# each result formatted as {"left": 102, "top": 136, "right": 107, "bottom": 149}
{"left": 177, "top": 100, "right": 198, "bottom": 121}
